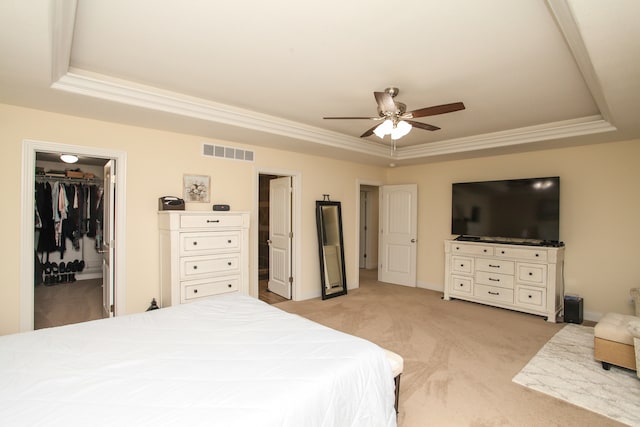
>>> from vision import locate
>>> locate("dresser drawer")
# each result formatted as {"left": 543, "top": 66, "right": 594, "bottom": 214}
{"left": 475, "top": 271, "right": 514, "bottom": 289}
{"left": 180, "top": 231, "right": 240, "bottom": 254}
{"left": 451, "top": 256, "right": 474, "bottom": 274}
{"left": 450, "top": 243, "right": 493, "bottom": 256}
{"left": 516, "top": 286, "right": 546, "bottom": 309}
{"left": 474, "top": 284, "right": 514, "bottom": 304}
{"left": 180, "top": 253, "right": 240, "bottom": 280}
{"left": 450, "top": 275, "right": 473, "bottom": 295}
{"left": 476, "top": 258, "right": 514, "bottom": 275}
{"left": 517, "top": 263, "right": 547, "bottom": 287}
{"left": 180, "top": 214, "right": 245, "bottom": 229}
{"left": 181, "top": 277, "right": 239, "bottom": 302}
{"left": 494, "top": 246, "right": 547, "bottom": 262}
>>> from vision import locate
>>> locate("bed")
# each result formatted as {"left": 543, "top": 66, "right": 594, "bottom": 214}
{"left": 0, "top": 293, "right": 397, "bottom": 426}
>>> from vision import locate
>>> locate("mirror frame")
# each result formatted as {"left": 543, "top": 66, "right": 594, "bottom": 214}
{"left": 315, "top": 200, "right": 348, "bottom": 300}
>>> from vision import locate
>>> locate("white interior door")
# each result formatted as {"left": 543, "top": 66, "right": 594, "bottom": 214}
{"left": 268, "top": 176, "right": 292, "bottom": 299}
{"left": 359, "top": 191, "right": 367, "bottom": 268}
{"left": 102, "top": 160, "right": 115, "bottom": 317}
{"left": 378, "top": 184, "right": 417, "bottom": 286}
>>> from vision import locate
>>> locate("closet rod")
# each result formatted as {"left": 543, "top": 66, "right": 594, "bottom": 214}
{"left": 35, "top": 175, "right": 102, "bottom": 184}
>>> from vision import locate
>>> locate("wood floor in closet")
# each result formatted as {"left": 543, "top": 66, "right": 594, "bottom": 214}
{"left": 259, "top": 279, "right": 288, "bottom": 304}
{"left": 34, "top": 278, "right": 105, "bottom": 330}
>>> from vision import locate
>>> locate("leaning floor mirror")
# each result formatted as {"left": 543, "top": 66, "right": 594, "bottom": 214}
{"left": 315, "top": 200, "right": 347, "bottom": 300}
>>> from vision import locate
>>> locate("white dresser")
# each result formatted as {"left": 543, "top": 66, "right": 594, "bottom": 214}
{"left": 444, "top": 240, "right": 564, "bottom": 322}
{"left": 158, "top": 211, "right": 250, "bottom": 307}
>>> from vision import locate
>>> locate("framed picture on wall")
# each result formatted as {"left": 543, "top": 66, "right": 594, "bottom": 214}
{"left": 183, "top": 174, "right": 210, "bottom": 203}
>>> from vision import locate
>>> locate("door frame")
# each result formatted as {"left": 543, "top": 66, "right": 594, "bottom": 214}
{"left": 253, "top": 168, "right": 301, "bottom": 300}
{"left": 354, "top": 179, "right": 383, "bottom": 289}
{"left": 20, "top": 139, "right": 128, "bottom": 331}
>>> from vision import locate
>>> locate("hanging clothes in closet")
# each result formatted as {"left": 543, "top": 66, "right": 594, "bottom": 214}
{"left": 35, "top": 179, "right": 104, "bottom": 285}
{"left": 35, "top": 179, "right": 104, "bottom": 257}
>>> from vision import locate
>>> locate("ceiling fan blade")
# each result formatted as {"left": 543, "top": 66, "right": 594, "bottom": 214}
{"left": 374, "top": 91, "right": 396, "bottom": 113}
{"left": 323, "top": 116, "right": 379, "bottom": 120}
{"left": 406, "top": 120, "right": 440, "bottom": 131}
{"left": 360, "top": 125, "right": 379, "bottom": 138}
{"left": 407, "top": 102, "right": 465, "bottom": 119}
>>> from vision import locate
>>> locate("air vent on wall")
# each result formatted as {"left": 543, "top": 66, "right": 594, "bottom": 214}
{"left": 202, "top": 143, "right": 254, "bottom": 162}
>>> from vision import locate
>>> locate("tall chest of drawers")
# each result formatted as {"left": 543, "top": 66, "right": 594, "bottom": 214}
{"left": 158, "top": 211, "right": 250, "bottom": 307}
{"left": 444, "top": 240, "right": 565, "bottom": 322}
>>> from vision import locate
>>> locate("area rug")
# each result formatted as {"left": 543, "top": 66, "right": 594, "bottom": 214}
{"left": 513, "top": 324, "right": 640, "bottom": 426}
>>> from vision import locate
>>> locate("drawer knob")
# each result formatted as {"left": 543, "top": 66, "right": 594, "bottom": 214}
{"left": 193, "top": 289, "right": 198, "bottom": 293}
{"left": 459, "top": 283, "right": 464, "bottom": 287}
{"left": 529, "top": 272, "right": 533, "bottom": 276}
{"left": 460, "top": 264, "right": 464, "bottom": 267}
{"left": 528, "top": 294, "right": 532, "bottom": 299}
{"left": 483, "top": 249, "right": 487, "bottom": 253}
{"left": 192, "top": 241, "right": 198, "bottom": 246}
{"left": 193, "top": 265, "right": 198, "bottom": 270}
{"left": 228, "top": 284, "right": 232, "bottom": 288}
{"left": 228, "top": 262, "right": 232, "bottom": 266}
{"left": 207, "top": 220, "right": 220, "bottom": 224}
{"left": 227, "top": 240, "right": 232, "bottom": 244}
{"left": 535, "top": 253, "right": 540, "bottom": 257}
{"left": 501, "top": 250, "right": 505, "bottom": 254}
{"left": 456, "top": 246, "right": 459, "bottom": 250}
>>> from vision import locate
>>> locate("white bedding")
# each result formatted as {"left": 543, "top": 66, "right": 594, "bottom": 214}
{"left": 0, "top": 293, "right": 396, "bottom": 426}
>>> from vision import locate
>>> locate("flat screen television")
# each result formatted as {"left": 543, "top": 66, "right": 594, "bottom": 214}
{"left": 451, "top": 176, "right": 560, "bottom": 245}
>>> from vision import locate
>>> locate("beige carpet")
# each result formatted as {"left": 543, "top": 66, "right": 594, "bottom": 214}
{"left": 276, "top": 270, "right": 624, "bottom": 427}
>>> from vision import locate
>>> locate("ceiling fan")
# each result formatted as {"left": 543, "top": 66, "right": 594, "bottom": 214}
{"left": 323, "top": 87, "right": 465, "bottom": 144}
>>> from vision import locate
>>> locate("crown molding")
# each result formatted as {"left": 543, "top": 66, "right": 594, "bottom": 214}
{"left": 49, "top": 0, "right": 616, "bottom": 162}
{"left": 394, "top": 116, "right": 616, "bottom": 159}
{"left": 51, "top": 70, "right": 392, "bottom": 159}
{"left": 546, "top": 0, "right": 613, "bottom": 123}
{"left": 50, "top": 0, "right": 77, "bottom": 82}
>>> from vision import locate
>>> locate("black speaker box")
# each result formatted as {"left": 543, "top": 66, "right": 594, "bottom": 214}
{"left": 564, "top": 295, "right": 583, "bottom": 324}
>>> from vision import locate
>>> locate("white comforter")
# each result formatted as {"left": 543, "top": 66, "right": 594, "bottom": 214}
{"left": 0, "top": 293, "right": 396, "bottom": 427}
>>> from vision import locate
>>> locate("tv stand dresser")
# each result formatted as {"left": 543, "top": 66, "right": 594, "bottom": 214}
{"left": 444, "top": 240, "right": 564, "bottom": 322}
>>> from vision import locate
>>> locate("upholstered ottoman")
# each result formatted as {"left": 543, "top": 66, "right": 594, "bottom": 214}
{"left": 628, "top": 320, "right": 640, "bottom": 378}
{"left": 383, "top": 349, "right": 404, "bottom": 414}
{"left": 594, "top": 312, "right": 638, "bottom": 371}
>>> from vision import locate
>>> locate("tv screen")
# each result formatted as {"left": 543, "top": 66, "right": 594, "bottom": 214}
{"left": 451, "top": 177, "right": 560, "bottom": 243}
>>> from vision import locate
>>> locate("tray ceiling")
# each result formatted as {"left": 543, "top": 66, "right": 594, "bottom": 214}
{"left": 1, "top": 0, "right": 638, "bottom": 166}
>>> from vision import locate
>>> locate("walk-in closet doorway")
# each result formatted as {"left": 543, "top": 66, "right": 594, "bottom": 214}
{"left": 34, "top": 153, "right": 108, "bottom": 328}
{"left": 20, "top": 140, "right": 127, "bottom": 332}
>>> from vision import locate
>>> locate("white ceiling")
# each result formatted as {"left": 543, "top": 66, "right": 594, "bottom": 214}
{"left": 1, "top": 0, "right": 638, "bottom": 166}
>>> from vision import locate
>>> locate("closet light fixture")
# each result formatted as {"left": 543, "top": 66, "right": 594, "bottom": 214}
{"left": 60, "top": 154, "right": 79, "bottom": 164}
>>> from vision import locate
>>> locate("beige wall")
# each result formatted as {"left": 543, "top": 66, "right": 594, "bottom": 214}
{"left": 387, "top": 140, "right": 640, "bottom": 320}
{"left": 2, "top": 102, "right": 638, "bottom": 334}
{"left": 0, "top": 103, "right": 385, "bottom": 335}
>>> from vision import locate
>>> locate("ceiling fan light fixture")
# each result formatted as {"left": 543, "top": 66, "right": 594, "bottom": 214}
{"left": 60, "top": 154, "right": 79, "bottom": 164}
{"left": 391, "top": 120, "right": 412, "bottom": 140}
{"left": 373, "top": 119, "right": 394, "bottom": 138}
